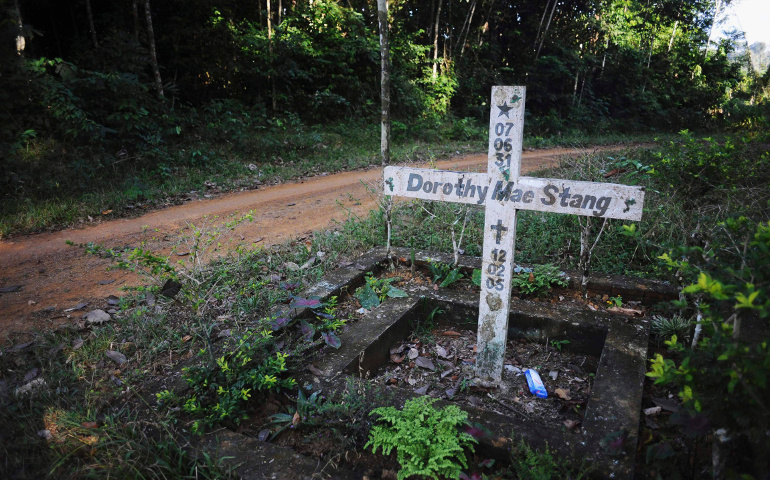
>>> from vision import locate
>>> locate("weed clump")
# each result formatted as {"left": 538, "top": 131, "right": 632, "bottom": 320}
{"left": 366, "top": 396, "right": 477, "bottom": 480}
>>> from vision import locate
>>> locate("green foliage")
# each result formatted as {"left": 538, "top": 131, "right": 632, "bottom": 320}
{"left": 511, "top": 264, "right": 568, "bottom": 296}
{"left": 428, "top": 261, "right": 464, "bottom": 288}
{"left": 354, "top": 273, "right": 407, "bottom": 309}
{"left": 471, "top": 269, "right": 482, "bottom": 287}
{"left": 510, "top": 440, "right": 588, "bottom": 480}
{"left": 366, "top": 396, "right": 477, "bottom": 480}
{"left": 647, "top": 220, "right": 770, "bottom": 435}
{"left": 411, "top": 304, "right": 443, "bottom": 342}
{"left": 182, "top": 328, "right": 296, "bottom": 434}
{"left": 550, "top": 339, "right": 571, "bottom": 351}
{"left": 650, "top": 314, "right": 693, "bottom": 345}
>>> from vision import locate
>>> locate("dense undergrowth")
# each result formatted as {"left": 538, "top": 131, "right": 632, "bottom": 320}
{"left": 0, "top": 97, "right": 649, "bottom": 239}
{"left": 1, "top": 127, "right": 769, "bottom": 478}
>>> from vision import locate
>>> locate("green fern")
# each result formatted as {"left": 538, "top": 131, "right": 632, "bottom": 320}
{"left": 365, "top": 396, "right": 476, "bottom": 480}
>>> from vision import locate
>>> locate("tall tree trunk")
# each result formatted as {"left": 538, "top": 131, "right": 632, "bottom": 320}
{"left": 144, "top": 0, "right": 164, "bottom": 98}
{"left": 478, "top": 0, "right": 495, "bottom": 47}
{"left": 706, "top": 0, "right": 722, "bottom": 50}
{"left": 267, "top": 0, "right": 277, "bottom": 111}
{"left": 278, "top": 0, "right": 282, "bottom": 25}
{"left": 460, "top": 0, "right": 478, "bottom": 57}
{"left": 455, "top": 0, "right": 478, "bottom": 57}
{"left": 132, "top": 0, "right": 139, "bottom": 41}
{"left": 13, "top": 0, "right": 24, "bottom": 54}
{"left": 668, "top": 20, "right": 678, "bottom": 51}
{"left": 432, "top": 0, "right": 442, "bottom": 80}
{"left": 85, "top": 0, "right": 98, "bottom": 48}
{"left": 534, "top": 0, "right": 552, "bottom": 50}
{"left": 377, "top": 0, "right": 391, "bottom": 166}
{"left": 535, "top": 0, "right": 558, "bottom": 60}
{"left": 600, "top": 37, "right": 609, "bottom": 76}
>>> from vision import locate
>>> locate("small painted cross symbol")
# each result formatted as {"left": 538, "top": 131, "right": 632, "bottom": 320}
{"left": 490, "top": 219, "right": 508, "bottom": 244}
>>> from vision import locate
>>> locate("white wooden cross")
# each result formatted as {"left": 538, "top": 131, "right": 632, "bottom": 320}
{"left": 383, "top": 86, "right": 645, "bottom": 384}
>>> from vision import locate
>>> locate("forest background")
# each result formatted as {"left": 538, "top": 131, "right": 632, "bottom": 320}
{"left": 2, "top": 0, "right": 769, "bottom": 236}
{"left": 2, "top": 1, "right": 770, "bottom": 478}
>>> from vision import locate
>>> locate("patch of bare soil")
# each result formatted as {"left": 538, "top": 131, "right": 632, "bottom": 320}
{"left": 375, "top": 328, "right": 597, "bottom": 433}
{"left": 0, "top": 145, "right": 644, "bottom": 345}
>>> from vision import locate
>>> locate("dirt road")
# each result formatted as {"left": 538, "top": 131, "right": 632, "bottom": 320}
{"left": 0, "top": 146, "right": 634, "bottom": 344}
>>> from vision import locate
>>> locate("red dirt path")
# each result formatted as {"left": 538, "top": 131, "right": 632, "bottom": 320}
{"left": 0, "top": 146, "right": 636, "bottom": 344}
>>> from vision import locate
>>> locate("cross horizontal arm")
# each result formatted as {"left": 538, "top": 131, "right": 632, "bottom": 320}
{"left": 383, "top": 166, "right": 645, "bottom": 221}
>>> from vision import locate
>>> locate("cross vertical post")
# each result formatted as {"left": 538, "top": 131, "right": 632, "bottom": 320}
{"left": 475, "top": 86, "right": 526, "bottom": 384}
{"left": 383, "top": 85, "right": 644, "bottom": 386}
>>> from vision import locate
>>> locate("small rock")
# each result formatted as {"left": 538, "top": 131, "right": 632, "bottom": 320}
{"left": 414, "top": 385, "right": 429, "bottom": 395}
{"left": 15, "top": 378, "right": 46, "bottom": 396}
{"left": 65, "top": 301, "right": 89, "bottom": 312}
{"left": 106, "top": 296, "right": 120, "bottom": 306}
{"left": 382, "top": 470, "right": 398, "bottom": 480}
{"left": 644, "top": 406, "right": 662, "bottom": 416}
{"left": 257, "top": 429, "right": 271, "bottom": 442}
{"left": 160, "top": 279, "right": 182, "bottom": 298}
{"left": 0, "top": 285, "right": 23, "bottom": 293}
{"left": 554, "top": 388, "right": 571, "bottom": 400}
{"left": 300, "top": 258, "right": 316, "bottom": 270}
{"left": 105, "top": 350, "right": 127, "bottom": 365}
{"left": 286, "top": 262, "right": 300, "bottom": 272}
{"left": 48, "top": 343, "right": 65, "bottom": 356}
{"left": 85, "top": 309, "right": 111, "bottom": 324}
{"left": 415, "top": 357, "right": 435, "bottom": 370}
{"left": 11, "top": 341, "right": 34, "bottom": 352}
{"left": 23, "top": 368, "right": 39, "bottom": 382}
{"left": 37, "top": 430, "right": 52, "bottom": 440}
{"left": 72, "top": 338, "right": 84, "bottom": 350}
{"left": 564, "top": 419, "right": 580, "bottom": 430}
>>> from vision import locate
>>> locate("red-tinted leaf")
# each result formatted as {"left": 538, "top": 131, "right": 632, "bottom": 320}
{"left": 290, "top": 297, "right": 322, "bottom": 309}
{"left": 280, "top": 282, "right": 300, "bottom": 291}
{"left": 322, "top": 331, "right": 341, "bottom": 349}
{"left": 478, "top": 458, "right": 495, "bottom": 468}
{"left": 299, "top": 320, "right": 315, "bottom": 342}
{"left": 270, "top": 317, "right": 290, "bottom": 330}
{"left": 464, "top": 423, "right": 491, "bottom": 440}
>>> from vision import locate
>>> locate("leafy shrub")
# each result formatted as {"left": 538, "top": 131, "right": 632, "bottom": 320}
{"left": 511, "top": 264, "right": 568, "bottom": 296}
{"left": 366, "top": 396, "right": 477, "bottom": 480}
{"left": 182, "top": 327, "right": 296, "bottom": 434}
{"left": 648, "top": 220, "right": 770, "bottom": 437}
{"left": 511, "top": 440, "right": 588, "bottom": 480}
{"left": 354, "top": 273, "right": 408, "bottom": 309}
{"left": 428, "top": 261, "right": 464, "bottom": 287}
{"left": 650, "top": 314, "right": 693, "bottom": 345}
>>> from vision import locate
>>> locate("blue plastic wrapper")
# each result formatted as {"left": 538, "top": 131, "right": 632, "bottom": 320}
{"left": 525, "top": 368, "right": 548, "bottom": 398}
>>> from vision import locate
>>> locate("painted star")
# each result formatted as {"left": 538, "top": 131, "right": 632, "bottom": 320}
{"left": 498, "top": 102, "right": 513, "bottom": 117}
